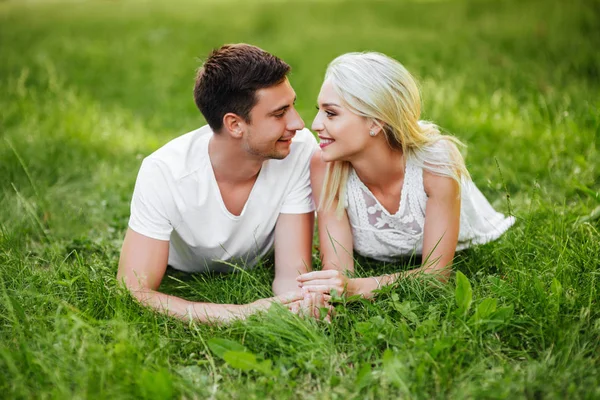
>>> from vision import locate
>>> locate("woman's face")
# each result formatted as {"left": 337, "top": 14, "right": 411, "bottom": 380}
{"left": 312, "top": 79, "right": 373, "bottom": 162}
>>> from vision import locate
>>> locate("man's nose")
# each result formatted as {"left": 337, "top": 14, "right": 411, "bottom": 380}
{"left": 287, "top": 108, "right": 305, "bottom": 131}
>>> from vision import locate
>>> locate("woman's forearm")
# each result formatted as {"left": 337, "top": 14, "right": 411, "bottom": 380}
{"left": 349, "top": 263, "right": 451, "bottom": 298}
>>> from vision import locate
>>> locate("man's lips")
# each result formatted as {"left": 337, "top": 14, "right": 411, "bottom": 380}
{"left": 278, "top": 135, "right": 295, "bottom": 142}
{"left": 319, "top": 136, "right": 334, "bottom": 148}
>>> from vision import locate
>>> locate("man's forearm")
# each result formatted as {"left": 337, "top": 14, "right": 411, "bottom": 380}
{"left": 130, "top": 287, "right": 250, "bottom": 324}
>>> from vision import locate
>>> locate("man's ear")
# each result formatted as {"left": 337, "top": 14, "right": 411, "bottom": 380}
{"left": 222, "top": 113, "right": 245, "bottom": 138}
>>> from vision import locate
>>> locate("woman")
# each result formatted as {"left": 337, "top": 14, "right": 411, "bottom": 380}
{"left": 297, "top": 52, "right": 514, "bottom": 298}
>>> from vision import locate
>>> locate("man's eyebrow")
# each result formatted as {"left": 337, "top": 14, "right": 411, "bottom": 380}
{"left": 268, "top": 96, "right": 297, "bottom": 114}
{"left": 268, "top": 104, "right": 290, "bottom": 115}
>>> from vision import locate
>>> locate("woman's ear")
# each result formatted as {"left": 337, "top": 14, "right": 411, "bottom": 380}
{"left": 222, "top": 113, "right": 245, "bottom": 138}
{"left": 369, "top": 119, "right": 385, "bottom": 136}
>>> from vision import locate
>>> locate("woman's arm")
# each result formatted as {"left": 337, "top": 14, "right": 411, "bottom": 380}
{"left": 296, "top": 152, "right": 356, "bottom": 296}
{"left": 299, "top": 168, "right": 460, "bottom": 298}
{"left": 311, "top": 151, "right": 355, "bottom": 273}
{"left": 417, "top": 169, "right": 461, "bottom": 280}
{"left": 361, "top": 170, "right": 461, "bottom": 288}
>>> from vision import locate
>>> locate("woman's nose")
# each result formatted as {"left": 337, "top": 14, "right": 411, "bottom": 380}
{"left": 312, "top": 112, "right": 324, "bottom": 131}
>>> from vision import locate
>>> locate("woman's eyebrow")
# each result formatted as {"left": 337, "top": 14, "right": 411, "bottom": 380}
{"left": 319, "top": 102, "right": 341, "bottom": 108}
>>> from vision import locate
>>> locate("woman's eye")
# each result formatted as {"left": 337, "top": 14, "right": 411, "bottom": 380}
{"left": 315, "top": 105, "right": 335, "bottom": 118}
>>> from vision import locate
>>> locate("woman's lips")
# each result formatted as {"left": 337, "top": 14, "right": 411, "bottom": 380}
{"left": 319, "top": 137, "right": 334, "bottom": 149}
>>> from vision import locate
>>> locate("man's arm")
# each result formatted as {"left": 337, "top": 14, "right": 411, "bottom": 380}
{"left": 117, "top": 228, "right": 302, "bottom": 324}
{"left": 272, "top": 212, "right": 314, "bottom": 295}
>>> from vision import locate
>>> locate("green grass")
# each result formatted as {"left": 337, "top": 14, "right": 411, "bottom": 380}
{"left": 1, "top": 0, "right": 599, "bottom": 398}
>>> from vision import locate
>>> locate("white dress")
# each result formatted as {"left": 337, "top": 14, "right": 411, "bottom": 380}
{"left": 345, "top": 155, "right": 515, "bottom": 262}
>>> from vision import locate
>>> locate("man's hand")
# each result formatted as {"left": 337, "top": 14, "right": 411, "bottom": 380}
{"left": 248, "top": 291, "right": 332, "bottom": 322}
{"left": 296, "top": 270, "right": 355, "bottom": 297}
{"left": 246, "top": 291, "right": 306, "bottom": 313}
{"left": 118, "top": 229, "right": 307, "bottom": 324}
{"left": 288, "top": 291, "right": 332, "bottom": 322}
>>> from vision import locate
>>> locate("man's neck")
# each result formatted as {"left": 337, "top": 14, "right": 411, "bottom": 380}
{"left": 208, "top": 133, "right": 263, "bottom": 184}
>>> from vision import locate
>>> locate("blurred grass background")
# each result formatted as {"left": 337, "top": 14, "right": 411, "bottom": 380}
{"left": 1, "top": 0, "right": 599, "bottom": 398}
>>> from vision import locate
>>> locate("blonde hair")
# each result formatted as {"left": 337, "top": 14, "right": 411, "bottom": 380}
{"left": 320, "top": 52, "right": 470, "bottom": 216}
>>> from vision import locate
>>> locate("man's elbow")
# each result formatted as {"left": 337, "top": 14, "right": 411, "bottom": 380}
{"left": 117, "top": 269, "right": 151, "bottom": 299}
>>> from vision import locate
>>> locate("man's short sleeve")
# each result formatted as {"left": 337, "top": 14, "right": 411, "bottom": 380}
{"left": 280, "top": 131, "right": 319, "bottom": 214}
{"left": 128, "top": 158, "right": 179, "bottom": 241}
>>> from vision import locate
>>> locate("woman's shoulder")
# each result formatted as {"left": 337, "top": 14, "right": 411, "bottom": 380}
{"left": 414, "top": 137, "right": 459, "bottom": 160}
{"left": 310, "top": 149, "right": 328, "bottom": 183}
{"left": 410, "top": 137, "right": 466, "bottom": 196}
{"left": 310, "top": 149, "right": 326, "bottom": 170}
{"left": 422, "top": 167, "right": 460, "bottom": 198}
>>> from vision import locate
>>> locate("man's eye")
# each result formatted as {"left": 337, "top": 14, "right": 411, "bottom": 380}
{"left": 274, "top": 112, "right": 285, "bottom": 118}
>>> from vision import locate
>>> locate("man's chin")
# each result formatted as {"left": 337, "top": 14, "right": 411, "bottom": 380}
{"left": 269, "top": 149, "right": 290, "bottom": 160}
{"left": 265, "top": 140, "right": 291, "bottom": 159}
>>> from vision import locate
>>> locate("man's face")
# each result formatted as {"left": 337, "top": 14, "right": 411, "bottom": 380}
{"left": 241, "top": 78, "right": 305, "bottom": 160}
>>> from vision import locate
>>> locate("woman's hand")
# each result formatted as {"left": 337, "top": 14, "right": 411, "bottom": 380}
{"left": 296, "top": 270, "right": 356, "bottom": 297}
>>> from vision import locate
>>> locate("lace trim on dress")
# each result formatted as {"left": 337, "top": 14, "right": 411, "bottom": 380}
{"left": 345, "top": 154, "right": 514, "bottom": 261}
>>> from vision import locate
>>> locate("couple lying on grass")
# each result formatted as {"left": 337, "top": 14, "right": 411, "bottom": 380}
{"left": 117, "top": 44, "right": 514, "bottom": 324}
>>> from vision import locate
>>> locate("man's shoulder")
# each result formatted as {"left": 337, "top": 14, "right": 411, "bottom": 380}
{"left": 144, "top": 125, "right": 212, "bottom": 181}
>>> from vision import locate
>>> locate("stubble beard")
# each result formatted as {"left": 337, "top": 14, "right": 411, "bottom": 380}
{"left": 243, "top": 130, "right": 288, "bottom": 160}
{"left": 244, "top": 144, "right": 287, "bottom": 160}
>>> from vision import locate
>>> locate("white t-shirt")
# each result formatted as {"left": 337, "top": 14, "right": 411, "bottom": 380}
{"left": 128, "top": 125, "right": 318, "bottom": 273}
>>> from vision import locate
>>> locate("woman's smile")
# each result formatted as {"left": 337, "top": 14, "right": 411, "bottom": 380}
{"left": 318, "top": 136, "right": 335, "bottom": 149}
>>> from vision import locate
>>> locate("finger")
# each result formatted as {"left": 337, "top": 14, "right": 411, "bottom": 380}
{"left": 303, "top": 285, "right": 339, "bottom": 294}
{"left": 300, "top": 293, "right": 311, "bottom": 316}
{"left": 315, "top": 292, "right": 325, "bottom": 308}
{"left": 288, "top": 302, "right": 299, "bottom": 314}
{"left": 298, "top": 279, "right": 338, "bottom": 287}
{"left": 325, "top": 305, "right": 333, "bottom": 323}
{"left": 296, "top": 270, "right": 339, "bottom": 282}
{"left": 286, "top": 299, "right": 302, "bottom": 308}
{"left": 315, "top": 294, "right": 327, "bottom": 320}
{"left": 276, "top": 292, "right": 305, "bottom": 304}
{"left": 311, "top": 293, "right": 321, "bottom": 319}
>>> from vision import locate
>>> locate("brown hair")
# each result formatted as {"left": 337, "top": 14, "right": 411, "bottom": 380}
{"left": 194, "top": 44, "right": 291, "bottom": 132}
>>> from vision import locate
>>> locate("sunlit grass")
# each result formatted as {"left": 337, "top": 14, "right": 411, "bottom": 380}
{"left": 1, "top": 0, "right": 599, "bottom": 398}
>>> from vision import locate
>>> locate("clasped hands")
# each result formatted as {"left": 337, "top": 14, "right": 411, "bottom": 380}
{"left": 294, "top": 270, "right": 355, "bottom": 321}
{"left": 288, "top": 269, "right": 353, "bottom": 321}
{"left": 251, "top": 270, "right": 352, "bottom": 322}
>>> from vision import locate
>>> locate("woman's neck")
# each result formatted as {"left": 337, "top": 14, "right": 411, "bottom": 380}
{"left": 350, "top": 144, "right": 405, "bottom": 193}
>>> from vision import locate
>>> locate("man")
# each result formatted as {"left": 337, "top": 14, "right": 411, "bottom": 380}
{"left": 118, "top": 44, "right": 324, "bottom": 323}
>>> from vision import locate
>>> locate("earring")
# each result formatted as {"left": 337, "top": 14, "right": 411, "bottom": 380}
{"left": 369, "top": 130, "right": 376, "bottom": 137}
